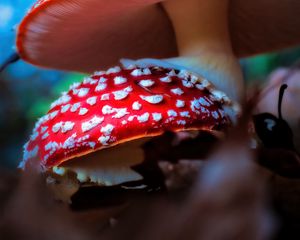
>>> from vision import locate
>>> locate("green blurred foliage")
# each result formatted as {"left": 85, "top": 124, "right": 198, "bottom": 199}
{"left": 243, "top": 47, "right": 300, "bottom": 82}
{"left": 27, "top": 73, "right": 88, "bottom": 121}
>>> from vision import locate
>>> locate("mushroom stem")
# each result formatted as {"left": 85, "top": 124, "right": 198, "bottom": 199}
{"left": 162, "top": 0, "right": 243, "bottom": 101}
{"left": 0, "top": 53, "right": 20, "bottom": 73}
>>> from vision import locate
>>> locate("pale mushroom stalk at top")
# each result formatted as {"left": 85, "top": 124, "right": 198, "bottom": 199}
{"left": 162, "top": 0, "right": 243, "bottom": 102}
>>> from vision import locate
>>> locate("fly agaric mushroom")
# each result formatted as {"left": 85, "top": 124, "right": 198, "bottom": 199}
{"left": 21, "top": 65, "right": 238, "bottom": 203}
{"left": 16, "top": 0, "right": 300, "bottom": 100}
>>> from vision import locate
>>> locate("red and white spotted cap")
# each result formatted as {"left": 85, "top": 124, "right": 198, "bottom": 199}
{"left": 21, "top": 65, "right": 238, "bottom": 170}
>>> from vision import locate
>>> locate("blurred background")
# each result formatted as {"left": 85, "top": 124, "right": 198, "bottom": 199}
{"left": 0, "top": 0, "right": 299, "bottom": 168}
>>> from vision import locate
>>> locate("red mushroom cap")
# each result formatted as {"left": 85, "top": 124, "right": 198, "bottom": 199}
{"left": 21, "top": 65, "right": 237, "bottom": 169}
{"left": 16, "top": 0, "right": 300, "bottom": 72}
{"left": 17, "top": 0, "right": 176, "bottom": 72}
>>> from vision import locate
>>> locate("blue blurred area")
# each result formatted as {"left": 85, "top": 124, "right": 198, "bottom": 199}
{"left": 0, "top": 0, "right": 69, "bottom": 168}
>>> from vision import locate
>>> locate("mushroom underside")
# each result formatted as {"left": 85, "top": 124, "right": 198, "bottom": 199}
{"left": 47, "top": 130, "right": 220, "bottom": 209}
{"left": 18, "top": 0, "right": 300, "bottom": 72}
{"left": 18, "top": 0, "right": 176, "bottom": 72}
